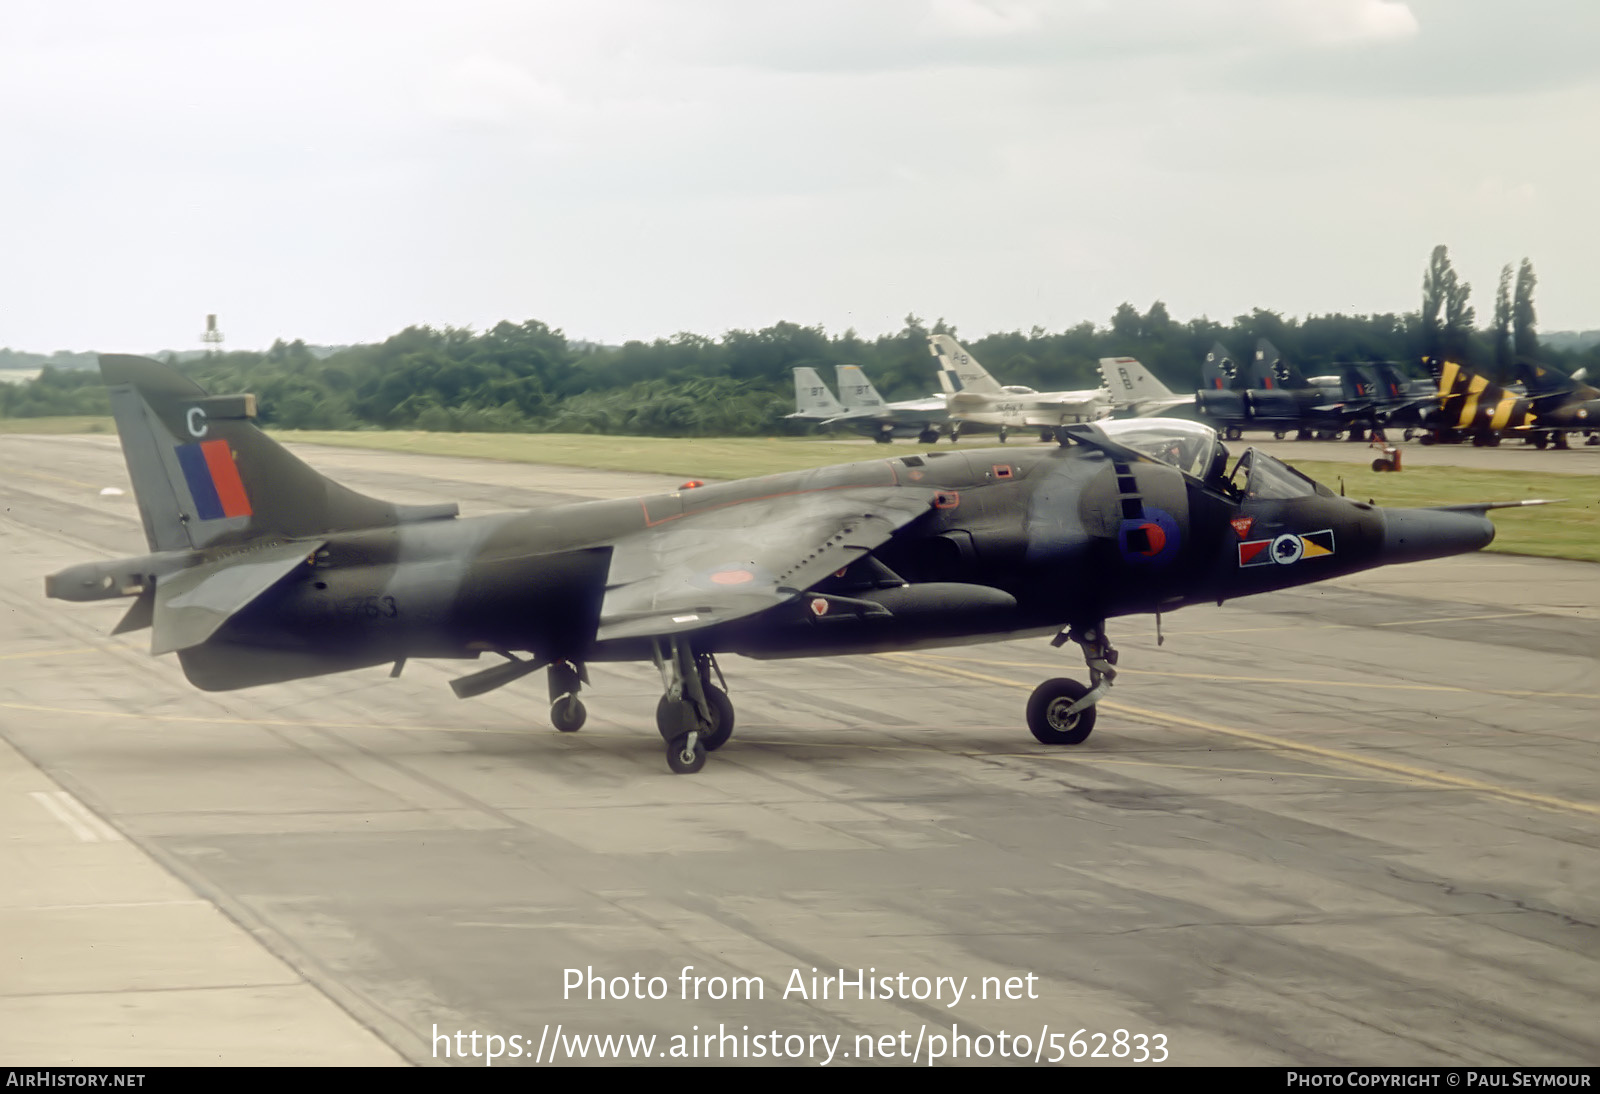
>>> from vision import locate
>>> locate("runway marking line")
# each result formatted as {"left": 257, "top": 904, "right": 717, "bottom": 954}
{"left": 879, "top": 653, "right": 1600, "bottom": 820}
{"left": 29, "top": 789, "right": 123, "bottom": 842}
{"left": 903, "top": 652, "right": 1600, "bottom": 702}
{"left": 0, "top": 465, "right": 103, "bottom": 490}
{"left": 0, "top": 647, "right": 100, "bottom": 662}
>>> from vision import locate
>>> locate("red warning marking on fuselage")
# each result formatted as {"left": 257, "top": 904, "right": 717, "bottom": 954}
{"left": 1230, "top": 516, "right": 1254, "bottom": 539}
{"left": 810, "top": 598, "right": 829, "bottom": 617}
{"left": 710, "top": 570, "right": 754, "bottom": 585}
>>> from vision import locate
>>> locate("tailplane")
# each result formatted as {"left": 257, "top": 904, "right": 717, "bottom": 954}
{"left": 101, "top": 354, "right": 457, "bottom": 553}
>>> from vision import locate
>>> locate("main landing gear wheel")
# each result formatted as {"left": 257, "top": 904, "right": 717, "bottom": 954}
{"left": 655, "top": 684, "right": 734, "bottom": 751}
{"left": 551, "top": 696, "right": 586, "bottom": 732}
{"left": 667, "top": 734, "right": 706, "bottom": 774}
{"left": 917, "top": 429, "right": 939, "bottom": 444}
{"left": 1225, "top": 426, "right": 1243, "bottom": 441}
{"left": 1026, "top": 679, "right": 1097, "bottom": 745}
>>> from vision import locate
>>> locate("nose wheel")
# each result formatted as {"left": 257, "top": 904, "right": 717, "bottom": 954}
{"left": 1026, "top": 679, "right": 1097, "bottom": 744}
{"left": 1025, "top": 621, "right": 1117, "bottom": 746}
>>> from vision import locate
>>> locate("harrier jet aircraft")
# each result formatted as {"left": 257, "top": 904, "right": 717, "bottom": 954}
{"left": 927, "top": 335, "right": 1110, "bottom": 442}
{"left": 46, "top": 355, "right": 1533, "bottom": 774}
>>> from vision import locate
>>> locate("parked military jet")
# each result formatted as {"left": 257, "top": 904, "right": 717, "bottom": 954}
{"left": 1417, "top": 359, "right": 1535, "bottom": 446}
{"left": 1341, "top": 362, "right": 1435, "bottom": 440}
{"left": 786, "top": 366, "right": 848, "bottom": 422}
{"left": 46, "top": 355, "right": 1534, "bottom": 774}
{"left": 927, "top": 335, "right": 1110, "bottom": 442}
{"left": 1515, "top": 360, "right": 1600, "bottom": 448}
{"left": 1240, "top": 340, "right": 1363, "bottom": 440}
{"left": 1193, "top": 342, "right": 1253, "bottom": 439}
{"left": 1097, "top": 357, "right": 1194, "bottom": 418}
{"left": 828, "top": 364, "right": 955, "bottom": 444}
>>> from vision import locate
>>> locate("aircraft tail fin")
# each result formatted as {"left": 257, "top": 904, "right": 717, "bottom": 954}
{"left": 1516, "top": 359, "right": 1599, "bottom": 401}
{"left": 927, "top": 335, "right": 1001, "bottom": 395}
{"left": 1374, "top": 363, "right": 1410, "bottom": 401}
{"left": 789, "top": 367, "right": 846, "bottom": 419}
{"left": 1432, "top": 359, "right": 1535, "bottom": 432}
{"left": 1098, "top": 357, "right": 1176, "bottom": 405}
{"left": 101, "top": 354, "right": 458, "bottom": 553}
{"left": 1251, "top": 339, "right": 1306, "bottom": 389}
{"left": 1341, "top": 365, "right": 1378, "bottom": 402}
{"left": 834, "top": 365, "right": 887, "bottom": 413}
{"left": 1201, "top": 343, "right": 1243, "bottom": 391}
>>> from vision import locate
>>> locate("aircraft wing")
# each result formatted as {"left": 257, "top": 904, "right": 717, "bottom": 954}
{"left": 1020, "top": 393, "right": 1111, "bottom": 427}
{"left": 597, "top": 488, "right": 937, "bottom": 642}
{"left": 151, "top": 539, "right": 322, "bottom": 655}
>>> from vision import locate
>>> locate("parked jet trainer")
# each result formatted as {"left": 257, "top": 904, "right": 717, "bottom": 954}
{"left": 47, "top": 355, "right": 1536, "bottom": 774}
{"left": 928, "top": 334, "right": 1111, "bottom": 441}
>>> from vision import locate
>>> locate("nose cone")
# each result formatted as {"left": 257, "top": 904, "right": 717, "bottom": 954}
{"left": 1381, "top": 507, "right": 1495, "bottom": 565}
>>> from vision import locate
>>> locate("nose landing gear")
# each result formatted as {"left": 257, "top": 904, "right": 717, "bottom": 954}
{"left": 1025, "top": 622, "right": 1117, "bottom": 746}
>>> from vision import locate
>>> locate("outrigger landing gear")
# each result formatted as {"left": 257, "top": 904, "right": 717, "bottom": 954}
{"left": 1026, "top": 622, "right": 1117, "bottom": 745}
{"left": 651, "top": 637, "right": 734, "bottom": 774}
{"left": 548, "top": 660, "right": 588, "bottom": 732}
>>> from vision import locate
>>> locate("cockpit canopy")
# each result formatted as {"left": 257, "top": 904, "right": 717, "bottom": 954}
{"left": 1228, "top": 448, "right": 1338, "bottom": 500}
{"left": 1098, "top": 418, "right": 1227, "bottom": 481}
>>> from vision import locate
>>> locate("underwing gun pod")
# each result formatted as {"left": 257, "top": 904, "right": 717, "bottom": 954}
{"left": 48, "top": 357, "right": 1528, "bottom": 774}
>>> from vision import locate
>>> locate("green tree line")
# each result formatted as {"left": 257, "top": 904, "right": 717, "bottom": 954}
{"left": 4, "top": 258, "right": 1596, "bottom": 435}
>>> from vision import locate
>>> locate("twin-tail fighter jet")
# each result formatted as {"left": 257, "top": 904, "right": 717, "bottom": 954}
{"left": 788, "top": 365, "right": 952, "bottom": 443}
{"left": 47, "top": 355, "right": 1536, "bottom": 773}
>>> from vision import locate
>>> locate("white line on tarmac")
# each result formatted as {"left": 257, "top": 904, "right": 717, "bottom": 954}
{"left": 29, "top": 789, "right": 124, "bottom": 842}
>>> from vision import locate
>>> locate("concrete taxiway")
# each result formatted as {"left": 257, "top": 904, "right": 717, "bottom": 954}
{"left": 1, "top": 433, "right": 1596, "bottom": 1067}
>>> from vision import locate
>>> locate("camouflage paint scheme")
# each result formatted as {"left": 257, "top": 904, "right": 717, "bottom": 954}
{"left": 46, "top": 355, "right": 1513, "bottom": 773}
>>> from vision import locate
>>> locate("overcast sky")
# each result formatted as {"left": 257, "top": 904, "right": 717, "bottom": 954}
{"left": 2, "top": 1, "right": 1596, "bottom": 354}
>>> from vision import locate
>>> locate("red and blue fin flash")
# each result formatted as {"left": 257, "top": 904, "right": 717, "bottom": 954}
{"left": 174, "top": 440, "right": 252, "bottom": 520}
